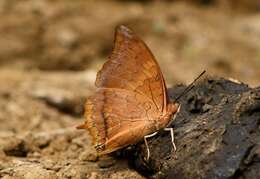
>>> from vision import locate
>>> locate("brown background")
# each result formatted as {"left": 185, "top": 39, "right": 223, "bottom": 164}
{"left": 0, "top": 0, "right": 260, "bottom": 86}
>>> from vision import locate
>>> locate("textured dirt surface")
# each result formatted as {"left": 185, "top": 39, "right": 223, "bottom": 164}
{"left": 0, "top": 69, "right": 143, "bottom": 178}
{"left": 0, "top": 0, "right": 260, "bottom": 178}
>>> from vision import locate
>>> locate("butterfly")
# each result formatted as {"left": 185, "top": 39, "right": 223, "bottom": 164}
{"left": 77, "top": 25, "right": 180, "bottom": 160}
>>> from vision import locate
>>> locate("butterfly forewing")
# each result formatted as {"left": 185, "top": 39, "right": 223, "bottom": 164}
{"left": 95, "top": 26, "right": 168, "bottom": 112}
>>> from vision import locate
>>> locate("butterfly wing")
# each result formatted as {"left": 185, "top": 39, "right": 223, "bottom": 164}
{"left": 79, "top": 88, "right": 159, "bottom": 155}
{"left": 95, "top": 25, "right": 169, "bottom": 113}
{"left": 77, "top": 25, "right": 176, "bottom": 155}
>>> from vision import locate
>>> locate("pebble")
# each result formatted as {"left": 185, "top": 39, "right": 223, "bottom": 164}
{"left": 97, "top": 156, "right": 115, "bottom": 168}
{"left": 79, "top": 151, "right": 98, "bottom": 162}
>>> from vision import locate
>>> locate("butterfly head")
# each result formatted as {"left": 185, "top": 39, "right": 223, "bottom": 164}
{"left": 167, "top": 102, "right": 180, "bottom": 117}
{"left": 157, "top": 102, "right": 180, "bottom": 129}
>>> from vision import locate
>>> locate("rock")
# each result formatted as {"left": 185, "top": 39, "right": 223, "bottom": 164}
{"left": 98, "top": 156, "right": 116, "bottom": 168}
{"left": 31, "top": 134, "right": 51, "bottom": 149}
{"left": 13, "top": 163, "right": 57, "bottom": 179}
{"left": 87, "top": 172, "right": 102, "bottom": 179}
{"left": 79, "top": 150, "right": 98, "bottom": 162}
{"left": 130, "top": 78, "right": 260, "bottom": 178}
{"left": 3, "top": 138, "right": 30, "bottom": 157}
{"left": 109, "top": 170, "right": 145, "bottom": 179}
{"left": 30, "top": 86, "right": 85, "bottom": 116}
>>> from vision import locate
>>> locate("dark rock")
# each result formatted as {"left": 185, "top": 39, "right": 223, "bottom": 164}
{"left": 129, "top": 78, "right": 260, "bottom": 179}
{"left": 98, "top": 156, "right": 116, "bottom": 168}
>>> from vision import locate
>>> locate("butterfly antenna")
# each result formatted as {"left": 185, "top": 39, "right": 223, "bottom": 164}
{"left": 173, "top": 70, "right": 206, "bottom": 103}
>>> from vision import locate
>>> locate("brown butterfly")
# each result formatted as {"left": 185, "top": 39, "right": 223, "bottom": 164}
{"left": 77, "top": 25, "right": 180, "bottom": 159}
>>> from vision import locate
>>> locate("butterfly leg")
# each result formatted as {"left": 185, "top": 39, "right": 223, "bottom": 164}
{"left": 144, "top": 132, "right": 158, "bottom": 160}
{"left": 164, "top": 128, "right": 176, "bottom": 151}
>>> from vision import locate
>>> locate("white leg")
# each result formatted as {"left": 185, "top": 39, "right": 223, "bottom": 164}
{"left": 144, "top": 132, "right": 158, "bottom": 160}
{"left": 164, "top": 128, "right": 176, "bottom": 151}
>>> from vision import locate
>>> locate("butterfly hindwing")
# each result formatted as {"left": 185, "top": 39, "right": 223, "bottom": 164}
{"left": 82, "top": 88, "right": 159, "bottom": 154}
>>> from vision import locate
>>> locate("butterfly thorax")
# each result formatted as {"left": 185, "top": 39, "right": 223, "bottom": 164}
{"left": 156, "top": 103, "right": 180, "bottom": 130}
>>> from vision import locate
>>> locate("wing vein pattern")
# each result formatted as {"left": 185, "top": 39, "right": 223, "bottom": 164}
{"left": 95, "top": 26, "right": 168, "bottom": 112}
{"left": 84, "top": 88, "right": 159, "bottom": 154}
